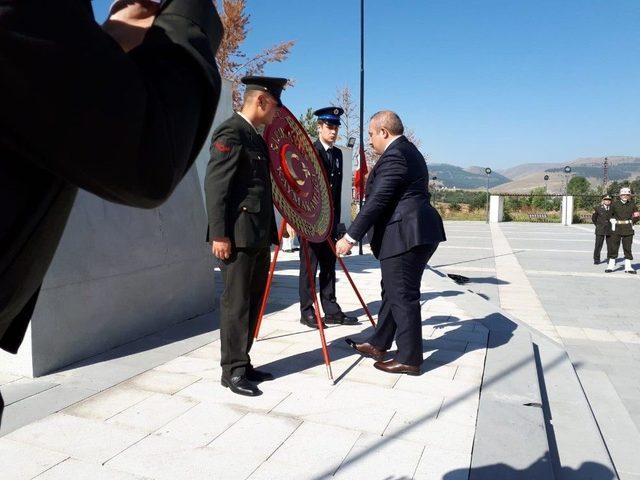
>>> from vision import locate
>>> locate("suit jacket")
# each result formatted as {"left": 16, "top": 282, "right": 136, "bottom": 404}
{"left": 204, "top": 113, "right": 278, "bottom": 248}
{"left": 347, "top": 136, "right": 446, "bottom": 260}
{"left": 314, "top": 139, "right": 342, "bottom": 236}
{"left": 592, "top": 205, "right": 612, "bottom": 236}
{"left": 0, "top": 0, "right": 223, "bottom": 353}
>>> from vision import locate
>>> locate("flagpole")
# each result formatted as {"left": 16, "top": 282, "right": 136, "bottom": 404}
{"left": 358, "top": 0, "right": 365, "bottom": 255}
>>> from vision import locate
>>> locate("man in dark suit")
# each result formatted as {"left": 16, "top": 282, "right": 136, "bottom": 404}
{"left": 591, "top": 195, "right": 613, "bottom": 264}
{"left": 204, "top": 76, "right": 287, "bottom": 397}
{"left": 337, "top": 111, "right": 446, "bottom": 375}
{"left": 0, "top": 0, "right": 222, "bottom": 355}
{"left": 296, "top": 107, "right": 359, "bottom": 329}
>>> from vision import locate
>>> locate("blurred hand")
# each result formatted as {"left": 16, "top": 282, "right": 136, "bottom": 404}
{"left": 336, "top": 237, "right": 353, "bottom": 255}
{"left": 212, "top": 237, "right": 232, "bottom": 260}
{"left": 102, "top": 0, "right": 161, "bottom": 52}
{"left": 285, "top": 223, "right": 296, "bottom": 239}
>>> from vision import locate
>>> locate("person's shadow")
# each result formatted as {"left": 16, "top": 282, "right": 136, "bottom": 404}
{"left": 419, "top": 313, "right": 514, "bottom": 376}
{"left": 256, "top": 310, "right": 515, "bottom": 380}
{"left": 444, "top": 456, "right": 615, "bottom": 480}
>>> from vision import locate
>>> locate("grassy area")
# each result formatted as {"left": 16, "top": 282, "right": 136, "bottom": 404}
{"left": 506, "top": 211, "right": 561, "bottom": 223}
{"left": 440, "top": 210, "right": 488, "bottom": 221}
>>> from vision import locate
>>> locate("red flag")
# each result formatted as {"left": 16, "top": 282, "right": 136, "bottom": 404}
{"left": 354, "top": 143, "right": 368, "bottom": 200}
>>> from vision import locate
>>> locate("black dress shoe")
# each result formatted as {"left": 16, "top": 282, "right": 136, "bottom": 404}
{"left": 626, "top": 270, "right": 637, "bottom": 274}
{"left": 300, "top": 314, "right": 326, "bottom": 329}
{"left": 325, "top": 312, "right": 359, "bottom": 325}
{"left": 221, "top": 375, "right": 262, "bottom": 396}
{"left": 246, "top": 367, "right": 274, "bottom": 382}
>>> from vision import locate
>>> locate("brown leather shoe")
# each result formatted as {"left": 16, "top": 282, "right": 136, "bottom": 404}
{"left": 373, "top": 359, "right": 420, "bottom": 376}
{"left": 345, "top": 338, "right": 385, "bottom": 361}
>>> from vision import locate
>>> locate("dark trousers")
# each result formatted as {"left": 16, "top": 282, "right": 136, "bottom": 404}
{"left": 594, "top": 234, "right": 610, "bottom": 261}
{"left": 219, "top": 247, "right": 270, "bottom": 378}
{"left": 368, "top": 243, "right": 438, "bottom": 367}
{"left": 608, "top": 234, "right": 634, "bottom": 260}
{"left": 299, "top": 240, "right": 340, "bottom": 316}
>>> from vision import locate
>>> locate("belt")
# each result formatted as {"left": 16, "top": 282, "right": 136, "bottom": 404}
{"left": 616, "top": 220, "right": 632, "bottom": 224}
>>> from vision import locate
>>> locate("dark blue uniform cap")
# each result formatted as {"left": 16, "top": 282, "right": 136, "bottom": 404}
{"left": 241, "top": 75, "right": 288, "bottom": 106}
{"left": 313, "top": 106, "right": 344, "bottom": 126}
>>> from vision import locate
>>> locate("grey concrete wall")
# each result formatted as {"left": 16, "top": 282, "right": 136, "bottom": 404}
{"left": 0, "top": 82, "right": 233, "bottom": 377}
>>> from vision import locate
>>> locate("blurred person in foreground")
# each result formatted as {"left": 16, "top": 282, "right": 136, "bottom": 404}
{"left": 0, "top": 0, "right": 223, "bottom": 422}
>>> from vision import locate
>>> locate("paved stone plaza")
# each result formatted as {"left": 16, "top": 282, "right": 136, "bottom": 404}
{"left": 1, "top": 220, "right": 639, "bottom": 479}
{"left": 1, "top": 247, "right": 488, "bottom": 480}
{"left": 432, "top": 221, "right": 640, "bottom": 478}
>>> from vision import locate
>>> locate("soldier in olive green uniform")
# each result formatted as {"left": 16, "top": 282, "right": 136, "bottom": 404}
{"left": 605, "top": 188, "right": 639, "bottom": 274}
{"left": 205, "top": 76, "right": 287, "bottom": 396}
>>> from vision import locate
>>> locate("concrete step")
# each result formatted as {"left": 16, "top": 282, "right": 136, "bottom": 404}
{"left": 423, "top": 268, "right": 618, "bottom": 479}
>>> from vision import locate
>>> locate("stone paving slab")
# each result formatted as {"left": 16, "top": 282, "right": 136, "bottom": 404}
{"left": 2, "top": 249, "right": 488, "bottom": 479}
{"left": 438, "top": 221, "right": 638, "bottom": 478}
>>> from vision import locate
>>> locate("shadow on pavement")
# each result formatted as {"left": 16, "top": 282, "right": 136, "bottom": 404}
{"left": 444, "top": 457, "right": 615, "bottom": 480}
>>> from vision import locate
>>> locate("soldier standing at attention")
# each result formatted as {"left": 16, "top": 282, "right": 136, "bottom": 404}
{"left": 296, "top": 107, "right": 359, "bottom": 329}
{"left": 605, "top": 187, "right": 639, "bottom": 274}
{"left": 205, "top": 76, "right": 288, "bottom": 396}
{"left": 591, "top": 195, "right": 612, "bottom": 264}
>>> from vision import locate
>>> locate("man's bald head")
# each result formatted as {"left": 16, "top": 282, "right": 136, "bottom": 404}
{"left": 370, "top": 111, "right": 404, "bottom": 136}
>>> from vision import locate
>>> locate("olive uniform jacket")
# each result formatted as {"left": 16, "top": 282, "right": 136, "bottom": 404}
{"left": 591, "top": 205, "right": 613, "bottom": 236}
{"left": 204, "top": 113, "right": 278, "bottom": 248}
{"left": 0, "top": 0, "right": 223, "bottom": 353}
{"left": 610, "top": 200, "right": 639, "bottom": 236}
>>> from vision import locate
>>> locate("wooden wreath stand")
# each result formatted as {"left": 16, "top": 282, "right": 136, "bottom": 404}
{"left": 253, "top": 219, "right": 376, "bottom": 381}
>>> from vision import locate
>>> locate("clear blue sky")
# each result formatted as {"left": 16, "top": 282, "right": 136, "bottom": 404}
{"left": 94, "top": 0, "right": 639, "bottom": 170}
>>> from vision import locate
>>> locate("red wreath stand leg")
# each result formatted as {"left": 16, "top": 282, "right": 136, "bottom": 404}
{"left": 253, "top": 220, "right": 376, "bottom": 381}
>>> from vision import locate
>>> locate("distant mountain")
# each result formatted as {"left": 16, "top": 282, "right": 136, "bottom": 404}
{"left": 499, "top": 163, "right": 563, "bottom": 180}
{"left": 429, "top": 163, "right": 511, "bottom": 189}
{"left": 493, "top": 156, "right": 640, "bottom": 193}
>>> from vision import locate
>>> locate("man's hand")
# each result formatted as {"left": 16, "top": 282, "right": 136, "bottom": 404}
{"left": 285, "top": 224, "right": 296, "bottom": 239}
{"left": 102, "top": 0, "right": 161, "bottom": 52}
{"left": 336, "top": 237, "right": 353, "bottom": 255}
{"left": 212, "top": 237, "right": 232, "bottom": 260}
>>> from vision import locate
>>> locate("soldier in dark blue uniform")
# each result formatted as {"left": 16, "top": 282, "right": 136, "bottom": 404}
{"left": 298, "top": 107, "right": 359, "bottom": 328}
{"left": 591, "top": 195, "right": 613, "bottom": 264}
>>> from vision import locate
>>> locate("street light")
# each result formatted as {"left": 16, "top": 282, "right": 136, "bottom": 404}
{"left": 564, "top": 166, "right": 572, "bottom": 195}
{"left": 544, "top": 174, "right": 549, "bottom": 192}
{"left": 485, "top": 167, "right": 492, "bottom": 223}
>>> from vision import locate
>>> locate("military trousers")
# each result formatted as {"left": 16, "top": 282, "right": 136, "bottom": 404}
{"left": 218, "top": 246, "right": 270, "bottom": 378}
{"left": 594, "top": 234, "right": 611, "bottom": 262}
{"left": 299, "top": 239, "right": 340, "bottom": 317}
{"left": 608, "top": 234, "right": 634, "bottom": 260}
{"left": 367, "top": 243, "right": 438, "bottom": 367}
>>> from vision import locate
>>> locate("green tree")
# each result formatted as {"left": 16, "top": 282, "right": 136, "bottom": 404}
{"left": 470, "top": 192, "right": 487, "bottom": 210}
{"left": 530, "top": 186, "right": 549, "bottom": 210}
{"left": 567, "top": 176, "right": 592, "bottom": 208}
{"left": 298, "top": 107, "right": 318, "bottom": 138}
